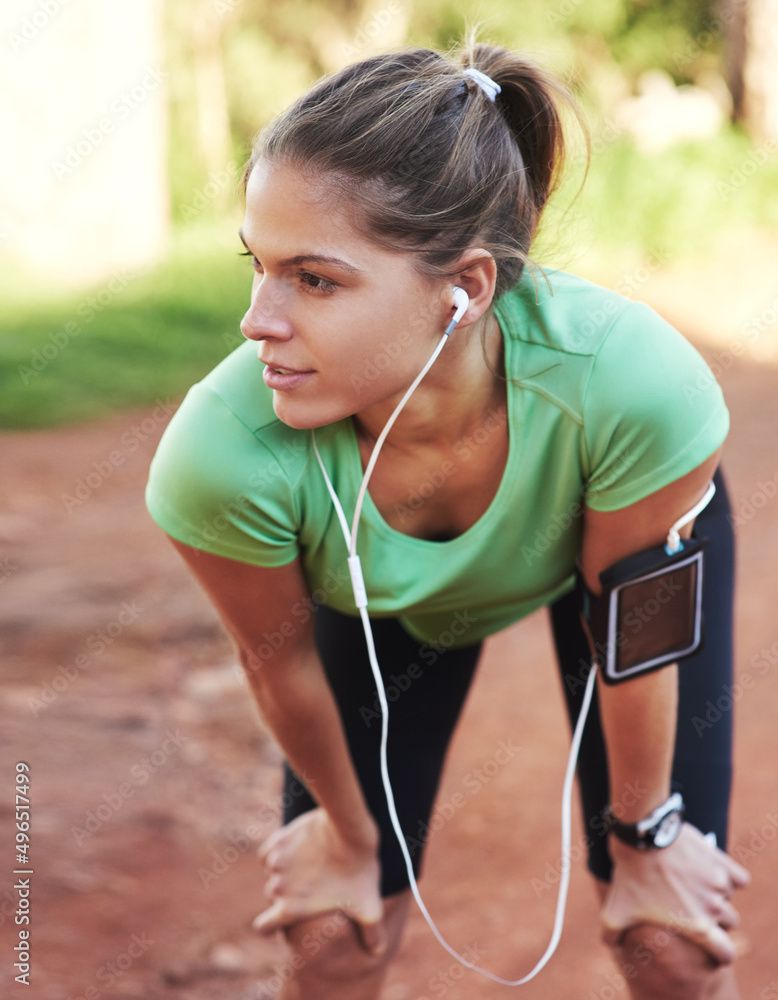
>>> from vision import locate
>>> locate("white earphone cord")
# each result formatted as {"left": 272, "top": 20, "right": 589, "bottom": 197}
{"left": 312, "top": 322, "right": 598, "bottom": 985}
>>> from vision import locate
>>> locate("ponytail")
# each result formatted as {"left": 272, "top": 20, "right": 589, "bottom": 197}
{"left": 463, "top": 41, "right": 576, "bottom": 218}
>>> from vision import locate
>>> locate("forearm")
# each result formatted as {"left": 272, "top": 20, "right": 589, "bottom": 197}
{"left": 597, "top": 660, "right": 750, "bottom": 971}
{"left": 596, "top": 664, "right": 678, "bottom": 822}
{"left": 165, "top": 545, "right": 380, "bottom": 855}
{"left": 241, "top": 646, "right": 379, "bottom": 852}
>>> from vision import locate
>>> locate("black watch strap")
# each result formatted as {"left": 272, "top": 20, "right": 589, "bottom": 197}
{"left": 604, "top": 792, "right": 685, "bottom": 850}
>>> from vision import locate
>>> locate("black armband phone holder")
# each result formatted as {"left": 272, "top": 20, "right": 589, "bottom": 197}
{"left": 577, "top": 536, "right": 707, "bottom": 685}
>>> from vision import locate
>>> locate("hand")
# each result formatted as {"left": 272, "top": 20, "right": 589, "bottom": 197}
{"left": 253, "top": 807, "right": 387, "bottom": 955}
{"left": 601, "top": 822, "right": 750, "bottom": 964}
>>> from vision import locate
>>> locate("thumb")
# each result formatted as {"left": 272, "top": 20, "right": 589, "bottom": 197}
{"left": 601, "top": 919, "right": 628, "bottom": 950}
{"left": 599, "top": 888, "right": 634, "bottom": 948}
{"left": 700, "top": 924, "right": 737, "bottom": 966}
{"left": 355, "top": 916, "right": 388, "bottom": 957}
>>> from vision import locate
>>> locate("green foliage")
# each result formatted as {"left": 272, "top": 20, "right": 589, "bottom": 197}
{"left": 221, "top": 25, "right": 312, "bottom": 147}
{"left": 1, "top": 225, "right": 250, "bottom": 429}
{"left": 405, "top": 0, "right": 723, "bottom": 88}
{"left": 545, "top": 126, "right": 778, "bottom": 272}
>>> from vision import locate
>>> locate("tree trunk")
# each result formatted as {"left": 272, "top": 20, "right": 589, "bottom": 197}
{"left": 724, "top": 0, "right": 778, "bottom": 143}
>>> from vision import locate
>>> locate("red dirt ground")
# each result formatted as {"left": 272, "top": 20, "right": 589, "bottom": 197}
{"left": 2, "top": 253, "right": 778, "bottom": 999}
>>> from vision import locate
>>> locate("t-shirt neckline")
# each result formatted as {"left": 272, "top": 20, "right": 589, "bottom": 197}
{"left": 343, "top": 316, "right": 517, "bottom": 549}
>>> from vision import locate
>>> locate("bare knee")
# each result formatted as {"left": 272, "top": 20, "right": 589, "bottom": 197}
{"left": 276, "top": 893, "right": 410, "bottom": 998}
{"left": 615, "top": 925, "right": 735, "bottom": 1000}
{"left": 284, "top": 910, "right": 386, "bottom": 983}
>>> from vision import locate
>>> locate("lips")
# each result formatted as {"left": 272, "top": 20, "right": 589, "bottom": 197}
{"left": 261, "top": 359, "right": 315, "bottom": 391}
{"left": 259, "top": 354, "right": 313, "bottom": 374}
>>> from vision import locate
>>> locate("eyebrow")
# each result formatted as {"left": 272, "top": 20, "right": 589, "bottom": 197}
{"left": 238, "top": 228, "right": 361, "bottom": 274}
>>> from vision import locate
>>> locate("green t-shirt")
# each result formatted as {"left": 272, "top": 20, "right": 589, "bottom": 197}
{"left": 145, "top": 269, "right": 728, "bottom": 649}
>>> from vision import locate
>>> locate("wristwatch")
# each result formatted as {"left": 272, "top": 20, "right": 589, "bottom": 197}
{"left": 604, "top": 792, "right": 685, "bottom": 850}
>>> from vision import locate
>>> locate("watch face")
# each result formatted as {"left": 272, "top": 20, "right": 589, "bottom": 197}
{"left": 653, "top": 811, "right": 682, "bottom": 848}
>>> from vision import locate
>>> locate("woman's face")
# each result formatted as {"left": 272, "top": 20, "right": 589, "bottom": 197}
{"left": 239, "top": 160, "right": 452, "bottom": 429}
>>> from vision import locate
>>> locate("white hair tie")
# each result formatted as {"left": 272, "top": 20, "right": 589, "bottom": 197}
{"left": 463, "top": 67, "right": 501, "bottom": 102}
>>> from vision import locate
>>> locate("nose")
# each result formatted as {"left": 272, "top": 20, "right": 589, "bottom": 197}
{"left": 240, "top": 279, "right": 293, "bottom": 342}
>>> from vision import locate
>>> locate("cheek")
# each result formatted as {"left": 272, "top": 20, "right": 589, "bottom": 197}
{"left": 349, "top": 278, "right": 438, "bottom": 344}
{"left": 304, "top": 282, "right": 441, "bottom": 399}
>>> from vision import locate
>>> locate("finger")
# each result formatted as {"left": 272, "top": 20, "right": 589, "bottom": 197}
{"left": 252, "top": 901, "right": 291, "bottom": 936}
{"left": 699, "top": 924, "right": 737, "bottom": 966}
{"left": 722, "top": 853, "right": 751, "bottom": 888}
{"left": 712, "top": 899, "right": 740, "bottom": 931}
{"left": 671, "top": 918, "right": 737, "bottom": 966}
{"left": 257, "top": 829, "right": 282, "bottom": 863}
{"left": 263, "top": 873, "right": 285, "bottom": 899}
{"left": 355, "top": 917, "right": 388, "bottom": 957}
{"left": 263, "top": 848, "right": 283, "bottom": 872}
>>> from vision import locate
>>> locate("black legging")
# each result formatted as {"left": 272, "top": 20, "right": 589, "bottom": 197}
{"left": 283, "top": 467, "right": 734, "bottom": 892}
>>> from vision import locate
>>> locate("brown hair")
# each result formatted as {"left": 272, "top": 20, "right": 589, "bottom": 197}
{"left": 243, "top": 39, "right": 586, "bottom": 299}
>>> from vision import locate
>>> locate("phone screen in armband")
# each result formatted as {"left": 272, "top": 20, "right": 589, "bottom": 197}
{"left": 579, "top": 537, "right": 707, "bottom": 685}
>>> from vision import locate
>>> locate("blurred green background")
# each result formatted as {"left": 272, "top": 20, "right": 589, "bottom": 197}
{"left": 3, "top": 0, "right": 777, "bottom": 429}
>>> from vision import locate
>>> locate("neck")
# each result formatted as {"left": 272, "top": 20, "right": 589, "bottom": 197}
{"left": 352, "top": 313, "right": 504, "bottom": 451}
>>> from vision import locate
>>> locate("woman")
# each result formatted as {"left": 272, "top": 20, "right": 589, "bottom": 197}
{"left": 146, "top": 41, "right": 749, "bottom": 999}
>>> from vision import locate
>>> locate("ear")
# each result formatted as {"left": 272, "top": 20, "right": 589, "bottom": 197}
{"left": 449, "top": 249, "right": 497, "bottom": 328}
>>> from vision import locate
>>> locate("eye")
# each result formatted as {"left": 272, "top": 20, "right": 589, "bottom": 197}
{"left": 238, "top": 251, "right": 336, "bottom": 294}
{"left": 239, "top": 250, "right": 263, "bottom": 273}
{"left": 298, "top": 271, "right": 337, "bottom": 295}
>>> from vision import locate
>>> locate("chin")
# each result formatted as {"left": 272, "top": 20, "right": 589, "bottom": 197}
{"left": 271, "top": 395, "right": 348, "bottom": 431}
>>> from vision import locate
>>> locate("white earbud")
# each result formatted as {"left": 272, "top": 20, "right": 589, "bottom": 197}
{"left": 446, "top": 286, "right": 470, "bottom": 335}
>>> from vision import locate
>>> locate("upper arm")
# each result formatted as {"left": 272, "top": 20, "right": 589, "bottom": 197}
{"left": 579, "top": 301, "right": 729, "bottom": 593}
{"left": 146, "top": 383, "right": 302, "bottom": 570}
{"left": 582, "top": 302, "right": 729, "bottom": 515}
{"left": 580, "top": 445, "right": 723, "bottom": 595}
{"left": 169, "top": 538, "right": 316, "bottom": 669}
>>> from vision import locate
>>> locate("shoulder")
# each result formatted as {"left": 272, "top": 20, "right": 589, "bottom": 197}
{"left": 193, "top": 341, "right": 313, "bottom": 480}
{"left": 145, "top": 342, "right": 316, "bottom": 561}
{"left": 495, "top": 267, "right": 679, "bottom": 422}
{"left": 495, "top": 266, "right": 634, "bottom": 357}
{"left": 157, "top": 340, "right": 314, "bottom": 490}
{"left": 496, "top": 265, "right": 724, "bottom": 405}
{"left": 497, "top": 267, "right": 729, "bottom": 510}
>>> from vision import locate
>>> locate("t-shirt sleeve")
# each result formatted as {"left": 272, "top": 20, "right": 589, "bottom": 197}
{"left": 582, "top": 302, "right": 729, "bottom": 512}
{"left": 145, "top": 383, "right": 300, "bottom": 567}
